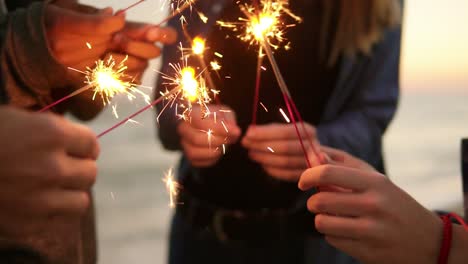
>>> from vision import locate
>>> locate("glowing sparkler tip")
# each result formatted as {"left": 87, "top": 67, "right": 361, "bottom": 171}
{"left": 180, "top": 67, "right": 198, "bottom": 102}
{"left": 192, "top": 37, "right": 206, "bottom": 56}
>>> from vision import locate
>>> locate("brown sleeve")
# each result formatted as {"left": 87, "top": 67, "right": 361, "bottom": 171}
{"left": 0, "top": 1, "right": 69, "bottom": 108}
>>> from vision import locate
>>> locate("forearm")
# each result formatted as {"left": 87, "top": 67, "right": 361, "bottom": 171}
{"left": 0, "top": 1, "right": 68, "bottom": 108}
{"left": 449, "top": 225, "right": 468, "bottom": 264}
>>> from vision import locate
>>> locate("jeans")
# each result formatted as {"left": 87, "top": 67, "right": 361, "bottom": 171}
{"left": 168, "top": 210, "right": 360, "bottom": 264}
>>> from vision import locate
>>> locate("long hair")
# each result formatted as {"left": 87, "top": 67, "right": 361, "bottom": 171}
{"left": 322, "top": 0, "right": 402, "bottom": 65}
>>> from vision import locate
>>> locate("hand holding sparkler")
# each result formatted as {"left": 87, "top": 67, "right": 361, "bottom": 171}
{"left": 0, "top": 108, "right": 99, "bottom": 237}
{"left": 177, "top": 105, "right": 241, "bottom": 168}
{"left": 242, "top": 123, "right": 322, "bottom": 182}
{"left": 111, "top": 22, "right": 177, "bottom": 80}
{"left": 45, "top": 4, "right": 125, "bottom": 71}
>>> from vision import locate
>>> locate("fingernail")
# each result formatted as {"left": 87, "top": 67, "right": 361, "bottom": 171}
{"left": 246, "top": 127, "right": 255, "bottom": 138}
{"left": 146, "top": 27, "right": 162, "bottom": 41}
{"left": 101, "top": 7, "right": 114, "bottom": 15}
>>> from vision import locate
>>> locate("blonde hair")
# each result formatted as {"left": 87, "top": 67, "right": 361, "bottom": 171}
{"left": 322, "top": 0, "right": 402, "bottom": 64}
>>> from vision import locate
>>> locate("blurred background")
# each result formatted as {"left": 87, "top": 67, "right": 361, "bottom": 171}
{"left": 80, "top": 0, "right": 468, "bottom": 263}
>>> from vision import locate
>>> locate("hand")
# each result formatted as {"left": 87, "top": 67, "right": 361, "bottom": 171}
{"left": 298, "top": 164, "right": 441, "bottom": 264}
{"left": 242, "top": 123, "right": 321, "bottom": 182}
{"left": 177, "top": 105, "right": 241, "bottom": 168}
{"left": 111, "top": 22, "right": 177, "bottom": 82}
{"left": 45, "top": 1, "right": 125, "bottom": 73}
{"left": 320, "top": 146, "right": 376, "bottom": 172}
{"left": 0, "top": 107, "right": 100, "bottom": 237}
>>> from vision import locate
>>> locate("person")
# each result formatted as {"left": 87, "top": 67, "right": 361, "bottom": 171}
{"left": 0, "top": 107, "right": 99, "bottom": 264}
{"left": 0, "top": 0, "right": 176, "bottom": 263}
{"left": 156, "top": 0, "right": 402, "bottom": 263}
{"left": 298, "top": 146, "right": 468, "bottom": 264}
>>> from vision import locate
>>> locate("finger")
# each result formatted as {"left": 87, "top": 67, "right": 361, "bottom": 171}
{"left": 120, "top": 22, "right": 178, "bottom": 44}
{"left": 56, "top": 42, "right": 108, "bottom": 66}
{"left": 60, "top": 159, "right": 98, "bottom": 191}
{"left": 321, "top": 146, "right": 346, "bottom": 163}
{"left": 53, "top": 0, "right": 101, "bottom": 14}
{"left": 298, "top": 165, "right": 371, "bottom": 192}
{"left": 314, "top": 214, "right": 363, "bottom": 239}
{"left": 112, "top": 33, "right": 161, "bottom": 59}
{"left": 63, "top": 122, "right": 99, "bottom": 159}
{"left": 324, "top": 236, "right": 366, "bottom": 260}
{"left": 47, "top": 5, "right": 125, "bottom": 36}
{"left": 248, "top": 151, "right": 307, "bottom": 170}
{"left": 40, "top": 190, "right": 91, "bottom": 215}
{"left": 264, "top": 167, "right": 304, "bottom": 182}
{"left": 307, "top": 192, "right": 365, "bottom": 217}
{"left": 50, "top": 34, "right": 112, "bottom": 52}
{"left": 145, "top": 26, "right": 178, "bottom": 44}
{"left": 181, "top": 140, "right": 222, "bottom": 162}
{"left": 243, "top": 139, "right": 308, "bottom": 155}
{"left": 190, "top": 118, "right": 241, "bottom": 142}
{"left": 178, "top": 123, "right": 228, "bottom": 147}
{"left": 107, "top": 53, "right": 149, "bottom": 73}
{"left": 244, "top": 123, "right": 316, "bottom": 141}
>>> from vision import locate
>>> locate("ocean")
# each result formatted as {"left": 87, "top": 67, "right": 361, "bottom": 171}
{"left": 79, "top": 1, "right": 468, "bottom": 262}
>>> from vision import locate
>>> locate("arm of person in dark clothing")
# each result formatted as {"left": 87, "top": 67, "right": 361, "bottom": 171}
{"left": 316, "top": 27, "right": 401, "bottom": 170}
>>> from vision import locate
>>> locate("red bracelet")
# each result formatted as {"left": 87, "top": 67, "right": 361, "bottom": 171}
{"left": 437, "top": 215, "right": 453, "bottom": 264}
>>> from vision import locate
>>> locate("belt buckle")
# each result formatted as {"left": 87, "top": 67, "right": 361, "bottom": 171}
{"left": 213, "top": 210, "right": 245, "bottom": 242}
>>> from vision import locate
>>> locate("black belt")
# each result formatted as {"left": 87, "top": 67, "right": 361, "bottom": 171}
{"left": 176, "top": 190, "right": 320, "bottom": 242}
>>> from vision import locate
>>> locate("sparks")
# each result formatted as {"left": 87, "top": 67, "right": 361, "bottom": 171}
{"left": 217, "top": 0, "right": 302, "bottom": 50}
{"left": 198, "top": 11, "right": 208, "bottom": 23}
{"left": 210, "top": 60, "right": 222, "bottom": 71}
{"left": 40, "top": 56, "right": 150, "bottom": 115}
{"left": 260, "top": 102, "right": 269, "bottom": 112}
{"left": 81, "top": 56, "right": 150, "bottom": 106}
{"left": 159, "top": 57, "right": 215, "bottom": 120}
{"left": 86, "top": 42, "right": 92, "bottom": 49}
{"left": 279, "top": 108, "right": 291, "bottom": 123}
{"left": 191, "top": 36, "right": 206, "bottom": 56}
{"left": 206, "top": 129, "right": 213, "bottom": 150}
{"left": 267, "top": 147, "right": 275, "bottom": 153}
{"left": 163, "top": 168, "right": 181, "bottom": 208}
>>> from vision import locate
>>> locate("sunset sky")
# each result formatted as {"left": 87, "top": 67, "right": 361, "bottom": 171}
{"left": 401, "top": 0, "right": 468, "bottom": 91}
{"left": 87, "top": 0, "right": 468, "bottom": 92}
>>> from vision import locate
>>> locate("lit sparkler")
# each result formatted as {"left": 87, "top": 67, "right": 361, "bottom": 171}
{"left": 39, "top": 56, "right": 149, "bottom": 115}
{"left": 157, "top": 0, "right": 198, "bottom": 26}
{"left": 217, "top": 0, "right": 300, "bottom": 125}
{"left": 98, "top": 56, "right": 215, "bottom": 138}
{"left": 218, "top": 0, "right": 323, "bottom": 167}
{"left": 163, "top": 168, "right": 181, "bottom": 208}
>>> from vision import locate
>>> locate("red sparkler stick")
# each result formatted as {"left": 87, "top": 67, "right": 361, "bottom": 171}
{"left": 156, "top": 0, "right": 195, "bottom": 27}
{"left": 98, "top": 86, "right": 180, "bottom": 138}
{"left": 116, "top": 0, "right": 147, "bottom": 15}
{"left": 39, "top": 84, "right": 93, "bottom": 113}
{"left": 287, "top": 94, "right": 323, "bottom": 164}
{"left": 282, "top": 92, "right": 312, "bottom": 168}
{"left": 261, "top": 41, "right": 321, "bottom": 166}
{"left": 251, "top": 48, "right": 263, "bottom": 124}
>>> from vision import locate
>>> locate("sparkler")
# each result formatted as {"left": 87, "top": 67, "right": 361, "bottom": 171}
{"left": 217, "top": 0, "right": 301, "bottom": 125}
{"left": 180, "top": 30, "right": 221, "bottom": 103}
{"left": 117, "top": 0, "right": 147, "bottom": 14}
{"left": 163, "top": 168, "right": 181, "bottom": 208}
{"left": 39, "top": 56, "right": 149, "bottom": 115}
{"left": 98, "top": 57, "right": 214, "bottom": 138}
{"left": 218, "top": 0, "right": 322, "bottom": 167}
{"left": 156, "top": 0, "right": 198, "bottom": 26}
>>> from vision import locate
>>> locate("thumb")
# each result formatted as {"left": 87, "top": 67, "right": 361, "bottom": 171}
{"left": 46, "top": 4, "right": 125, "bottom": 36}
